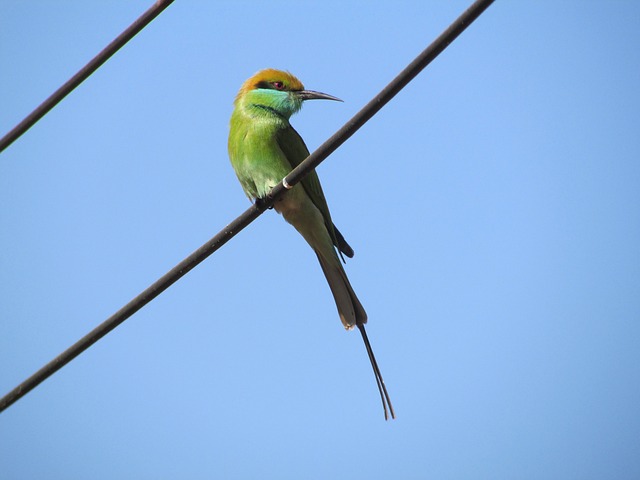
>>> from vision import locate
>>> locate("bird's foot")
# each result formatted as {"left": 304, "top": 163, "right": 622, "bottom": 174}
{"left": 254, "top": 196, "right": 274, "bottom": 210}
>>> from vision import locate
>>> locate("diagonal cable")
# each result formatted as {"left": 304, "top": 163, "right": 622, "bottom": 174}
{"left": 0, "top": 0, "right": 495, "bottom": 412}
{"left": 0, "top": 0, "right": 174, "bottom": 154}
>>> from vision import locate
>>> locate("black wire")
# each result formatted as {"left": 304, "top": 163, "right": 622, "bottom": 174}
{"left": 0, "top": 0, "right": 495, "bottom": 413}
{"left": 277, "top": 0, "right": 495, "bottom": 197}
{"left": 0, "top": 0, "right": 175, "bottom": 154}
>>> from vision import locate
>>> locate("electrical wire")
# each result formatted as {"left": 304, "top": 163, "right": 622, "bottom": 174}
{"left": 0, "top": 0, "right": 174, "bottom": 154}
{"left": 0, "top": 0, "right": 495, "bottom": 413}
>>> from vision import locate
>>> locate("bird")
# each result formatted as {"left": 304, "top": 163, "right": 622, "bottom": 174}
{"left": 228, "top": 68, "right": 394, "bottom": 420}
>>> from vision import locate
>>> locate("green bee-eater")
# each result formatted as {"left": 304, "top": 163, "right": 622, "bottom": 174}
{"left": 228, "top": 69, "right": 394, "bottom": 419}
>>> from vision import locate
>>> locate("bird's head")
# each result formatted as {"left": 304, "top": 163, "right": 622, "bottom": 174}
{"left": 234, "top": 68, "right": 341, "bottom": 119}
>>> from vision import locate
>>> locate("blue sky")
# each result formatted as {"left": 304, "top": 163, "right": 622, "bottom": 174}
{"left": 2, "top": 1, "right": 640, "bottom": 478}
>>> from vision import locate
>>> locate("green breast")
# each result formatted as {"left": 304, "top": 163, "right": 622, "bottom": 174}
{"left": 229, "top": 109, "right": 292, "bottom": 199}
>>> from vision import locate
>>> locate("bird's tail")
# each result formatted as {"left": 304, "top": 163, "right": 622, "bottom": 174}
{"left": 315, "top": 251, "right": 395, "bottom": 420}
{"left": 358, "top": 323, "right": 396, "bottom": 420}
{"left": 314, "top": 250, "right": 366, "bottom": 329}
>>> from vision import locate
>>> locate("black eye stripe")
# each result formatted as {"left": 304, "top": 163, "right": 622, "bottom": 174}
{"left": 256, "top": 80, "right": 286, "bottom": 91}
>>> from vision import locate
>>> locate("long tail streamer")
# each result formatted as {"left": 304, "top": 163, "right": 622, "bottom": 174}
{"left": 358, "top": 324, "right": 395, "bottom": 420}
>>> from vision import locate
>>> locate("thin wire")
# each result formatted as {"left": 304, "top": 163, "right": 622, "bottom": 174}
{"left": 0, "top": 0, "right": 175, "bottom": 154}
{"left": 0, "top": 0, "right": 495, "bottom": 413}
{"left": 277, "top": 0, "right": 495, "bottom": 196}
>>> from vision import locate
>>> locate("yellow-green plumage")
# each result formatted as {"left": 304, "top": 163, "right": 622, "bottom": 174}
{"left": 228, "top": 69, "right": 394, "bottom": 419}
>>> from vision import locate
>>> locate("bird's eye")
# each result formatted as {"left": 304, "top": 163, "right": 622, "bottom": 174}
{"left": 272, "top": 81, "right": 285, "bottom": 90}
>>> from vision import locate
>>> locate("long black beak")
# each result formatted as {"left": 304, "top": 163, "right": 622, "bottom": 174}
{"left": 296, "top": 90, "right": 343, "bottom": 102}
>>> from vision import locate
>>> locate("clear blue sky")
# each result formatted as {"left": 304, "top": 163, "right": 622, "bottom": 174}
{"left": 2, "top": 1, "right": 639, "bottom": 478}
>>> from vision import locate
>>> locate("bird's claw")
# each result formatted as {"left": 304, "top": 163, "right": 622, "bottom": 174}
{"left": 255, "top": 196, "right": 274, "bottom": 210}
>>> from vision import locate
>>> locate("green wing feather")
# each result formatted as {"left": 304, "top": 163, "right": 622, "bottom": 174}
{"left": 276, "top": 125, "right": 354, "bottom": 259}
